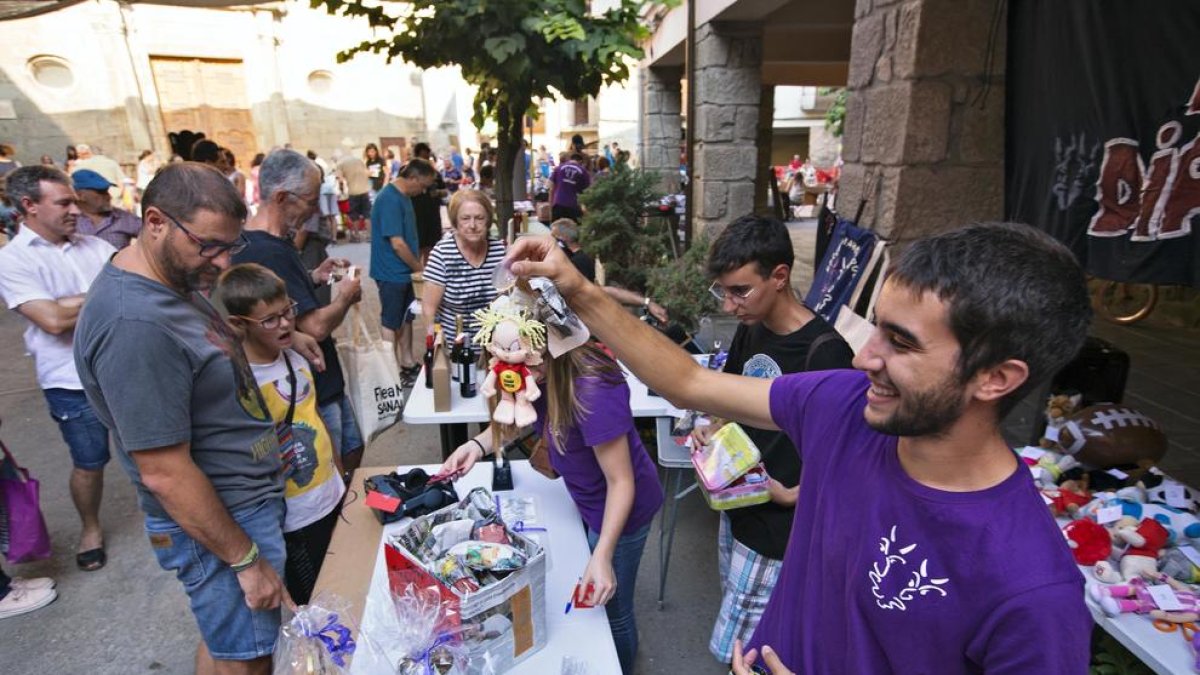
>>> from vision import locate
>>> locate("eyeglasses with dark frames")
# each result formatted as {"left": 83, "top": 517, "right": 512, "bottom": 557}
{"left": 158, "top": 209, "right": 249, "bottom": 259}
{"left": 235, "top": 302, "right": 298, "bottom": 330}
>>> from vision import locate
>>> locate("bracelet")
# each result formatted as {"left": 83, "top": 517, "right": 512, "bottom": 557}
{"left": 643, "top": 296, "right": 651, "bottom": 308}
{"left": 469, "top": 438, "right": 487, "bottom": 458}
{"left": 231, "top": 541, "right": 259, "bottom": 573}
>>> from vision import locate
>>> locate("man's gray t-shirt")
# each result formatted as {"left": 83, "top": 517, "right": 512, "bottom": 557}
{"left": 74, "top": 264, "right": 283, "bottom": 519}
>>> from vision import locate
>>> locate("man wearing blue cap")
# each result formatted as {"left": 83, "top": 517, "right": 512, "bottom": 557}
{"left": 73, "top": 169, "right": 141, "bottom": 250}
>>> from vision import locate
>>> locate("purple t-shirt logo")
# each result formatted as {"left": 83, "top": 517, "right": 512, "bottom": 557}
{"left": 868, "top": 525, "right": 950, "bottom": 611}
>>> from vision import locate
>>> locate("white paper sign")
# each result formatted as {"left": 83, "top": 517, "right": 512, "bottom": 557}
{"left": 1166, "top": 484, "right": 1191, "bottom": 509}
{"left": 1178, "top": 545, "right": 1200, "bottom": 569}
{"left": 1042, "top": 426, "right": 1060, "bottom": 443}
{"left": 1148, "top": 584, "right": 1186, "bottom": 612}
{"left": 1106, "top": 468, "right": 1129, "bottom": 480}
{"left": 1097, "top": 506, "right": 1123, "bottom": 525}
{"left": 1019, "top": 446, "right": 1048, "bottom": 461}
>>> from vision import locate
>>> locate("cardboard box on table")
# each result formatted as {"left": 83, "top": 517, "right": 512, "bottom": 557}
{"left": 432, "top": 339, "right": 452, "bottom": 412}
{"left": 383, "top": 495, "right": 549, "bottom": 673}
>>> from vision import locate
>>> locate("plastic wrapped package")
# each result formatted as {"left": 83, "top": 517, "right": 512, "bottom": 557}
{"left": 272, "top": 593, "right": 358, "bottom": 675}
{"left": 692, "top": 423, "right": 762, "bottom": 490}
{"left": 700, "top": 464, "right": 771, "bottom": 511}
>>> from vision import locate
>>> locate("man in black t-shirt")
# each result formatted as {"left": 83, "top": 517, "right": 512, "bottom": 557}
{"left": 550, "top": 217, "right": 595, "bottom": 282}
{"left": 412, "top": 143, "right": 449, "bottom": 262}
{"left": 695, "top": 214, "right": 854, "bottom": 665}
{"left": 232, "top": 149, "right": 366, "bottom": 475}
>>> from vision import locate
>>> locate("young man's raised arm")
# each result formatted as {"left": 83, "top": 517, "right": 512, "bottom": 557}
{"left": 508, "top": 236, "right": 777, "bottom": 431}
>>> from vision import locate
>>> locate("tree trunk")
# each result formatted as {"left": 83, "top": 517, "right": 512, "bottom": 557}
{"left": 493, "top": 102, "right": 529, "bottom": 243}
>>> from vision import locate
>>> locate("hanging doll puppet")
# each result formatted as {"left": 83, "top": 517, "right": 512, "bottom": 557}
{"left": 472, "top": 296, "right": 548, "bottom": 427}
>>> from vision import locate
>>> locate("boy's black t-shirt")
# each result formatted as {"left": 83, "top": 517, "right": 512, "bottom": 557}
{"left": 721, "top": 313, "right": 854, "bottom": 559}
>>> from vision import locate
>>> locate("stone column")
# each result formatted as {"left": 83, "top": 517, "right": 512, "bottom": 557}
{"left": 692, "top": 21, "right": 763, "bottom": 238}
{"left": 838, "top": 0, "right": 1006, "bottom": 246}
{"left": 639, "top": 65, "right": 683, "bottom": 194}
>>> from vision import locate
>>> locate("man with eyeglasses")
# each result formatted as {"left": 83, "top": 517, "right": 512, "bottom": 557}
{"left": 692, "top": 215, "right": 853, "bottom": 667}
{"left": 0, "top": 165, "right": 115, "bottom": 584}
{"left": 75, "top": 162, "right": 300, "bottom": 674}
{"left": 234, "top": 149, "right": 366, "bottom": 477}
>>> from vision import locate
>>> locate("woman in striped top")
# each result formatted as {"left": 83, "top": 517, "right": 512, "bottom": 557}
{"left": 422, "top": 189, "right": 507, "bottom": 345}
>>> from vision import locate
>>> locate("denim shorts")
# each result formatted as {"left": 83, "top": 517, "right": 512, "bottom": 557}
{"left": 377, "top": 280, "right": 415, "bottom": 330}
{"left": 317, "top": 396, "right": 364, "bottom": 456}
{"left": 145, "top": 499, "right": 287, "bottom": 660}
{"left": 43, "top": 388, "right": 110, "bottom": 470}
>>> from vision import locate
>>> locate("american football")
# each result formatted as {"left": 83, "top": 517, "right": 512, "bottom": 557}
{"left": 1053, "top": 404, "right": 1168, "bottom": 469}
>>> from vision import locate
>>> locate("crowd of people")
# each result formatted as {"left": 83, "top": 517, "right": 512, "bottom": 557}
{"left": 0, "top": 129, "right": 1097, "bottom": 675}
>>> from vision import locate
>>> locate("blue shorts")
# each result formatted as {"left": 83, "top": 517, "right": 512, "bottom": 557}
{"left": 376, "top": 279, "right": 415, "bottom": 330}
{"left": 43, "top": 388, "right": 110, "bottom": 470}
{"left": 145, "top": 499, "right": 287, "bottom": 661}
{"left": 317, "top": 396, "right": 364, "bottom": 455}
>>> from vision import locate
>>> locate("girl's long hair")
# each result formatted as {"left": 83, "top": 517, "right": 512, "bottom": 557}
{"left": 542, "top": 342, "right": 624, "bottom": 452}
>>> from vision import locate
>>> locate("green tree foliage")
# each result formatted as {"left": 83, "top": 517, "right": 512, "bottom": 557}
{"left": 577, "top": 165, "right": 666, "bottom": 293}
{"left": 646, "top": 233, "right": 717, "bottom": 331}
{"left": 818, "top": 87, "right": 848, "bottom": 137}
{"left": 312, "top": 0, "right": 673, "bottom": 238}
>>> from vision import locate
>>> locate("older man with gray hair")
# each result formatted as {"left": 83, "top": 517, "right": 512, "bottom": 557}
{"left": 232, "top": 149, "right": 366, "bottom": 476}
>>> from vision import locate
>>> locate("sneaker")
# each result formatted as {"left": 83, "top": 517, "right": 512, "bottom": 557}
{"left": 9, "top": 577, "right": 55, "bottom": 591}
{"left": 0, "top": 586, "right": 58, "bottom": 619}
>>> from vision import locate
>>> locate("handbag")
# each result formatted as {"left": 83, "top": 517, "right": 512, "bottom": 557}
{"left": 0, "top": 421, "right": 53, "bottom": 563}
{"left": 336, "top": 307, "right": 406, "bottom": 444}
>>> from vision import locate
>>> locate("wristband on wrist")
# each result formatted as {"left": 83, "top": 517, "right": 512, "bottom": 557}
{"left": 642, "top": 296, "right": 650, "bottom": 308}
{"left": 231, "top": 542, "right": 259, "bottom": 572}
{"left": 469, "top": 438, "right": 486, "bottom": 458}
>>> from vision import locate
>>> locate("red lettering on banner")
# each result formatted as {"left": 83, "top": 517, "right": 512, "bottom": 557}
{"left": 1160, "top": 132, "right": 1200, "bottom": 239}
{"left": 1088, "top": 139, "right": 1143, "bottom": 237}
{"left": 1132, "top": 123, "right": 1182, "bottom": 241}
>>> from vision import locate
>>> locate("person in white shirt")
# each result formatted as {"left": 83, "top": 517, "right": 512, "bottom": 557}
{"left": 0, "top": 165, "right": 116, "bottom": 572}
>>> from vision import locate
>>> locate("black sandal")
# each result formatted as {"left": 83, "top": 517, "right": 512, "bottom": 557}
{"left": 76, "top": 547, "right": 107, "bottom": 571}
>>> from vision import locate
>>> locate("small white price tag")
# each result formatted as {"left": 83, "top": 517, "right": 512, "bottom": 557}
{"left": 1178, "top": 545, "right": 1200, "bottom": 569}
{"left": 1096, "top": 506, "right": 1123, "bottom": 524}
{"left": 1106, "top": 468, "right": 1129, "bottom": 480}
{"left": 1166, "top": 484, "right": 1191, "bottom": 508}
{"left": 1042, "top": 493, "right": 1054, "bottom": 506}
{"left": 1148, "top": 584, "right": 1186, "bottom": 612}
{"left": 1019, "top": 446, "right": 1048, "bottom": 461}
{"left": 1042, "top": 426, "right": 1060, "bottom": 443}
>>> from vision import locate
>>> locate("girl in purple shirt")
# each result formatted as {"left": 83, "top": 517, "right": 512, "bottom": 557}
{"left": 442, "top": 343, "right": 664, "bottom": 674}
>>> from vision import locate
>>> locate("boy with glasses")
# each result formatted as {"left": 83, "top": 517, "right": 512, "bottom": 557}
{"left": 694, "top": 215, "right": 853, "bottom": 666}
{"left": 216, "top": 263, "right": 344, "bottom": 605}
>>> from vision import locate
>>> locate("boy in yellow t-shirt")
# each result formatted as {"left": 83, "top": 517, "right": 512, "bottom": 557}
{"left": 216, "top": 263, "right": 345, "bottom": 605}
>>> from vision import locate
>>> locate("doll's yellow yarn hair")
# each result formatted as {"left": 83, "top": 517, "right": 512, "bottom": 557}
{"left": 471, "top": 304, "right": 547, "bottom": 352}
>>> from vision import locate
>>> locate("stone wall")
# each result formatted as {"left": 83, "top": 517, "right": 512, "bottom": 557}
{"left": 639, "top": 65, "right": 683, "bottom": 194}
{"left": 691, "top": 22, "right": 764, "bottom": 238}
{"left": 837, "top": 0, "right": 1006, "bottom": 245}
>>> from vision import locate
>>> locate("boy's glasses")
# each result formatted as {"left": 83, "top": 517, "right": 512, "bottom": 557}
{"left": 236, "top": 302, "right": 298, "bottom": 330}
{"left": 158, "top": 209, "right": 249, "bottom": 259}
{"left": 708, "top": 281, "right": 758, "bottom": 304}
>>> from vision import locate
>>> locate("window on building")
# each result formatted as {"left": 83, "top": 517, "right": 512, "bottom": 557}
{"left": 574, "top": 99, "right": 590, "bottom": 126}
{"left": 307, "top": 70, "right": 334, "bottom": 95}
{"left": 28, "top": 56, "right": 73, "bottom": 89}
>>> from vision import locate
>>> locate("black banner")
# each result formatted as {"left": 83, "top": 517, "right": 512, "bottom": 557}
{"left": 1006, "top": 1, "right": 1200, "bottom": 287}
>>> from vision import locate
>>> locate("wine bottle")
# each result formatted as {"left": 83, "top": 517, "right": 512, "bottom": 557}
{"left": 460, "top": 340, "right": 477, "bottom": 398}
{"left": 451, "top": 315, "right": 464, "bottom": 382}
{"left": 423, "top": 331, "right": 435, "bottom": 389}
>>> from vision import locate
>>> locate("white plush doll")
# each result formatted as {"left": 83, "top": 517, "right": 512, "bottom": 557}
{"left": 472, "top": 298, "right": 547, "bottom": 427}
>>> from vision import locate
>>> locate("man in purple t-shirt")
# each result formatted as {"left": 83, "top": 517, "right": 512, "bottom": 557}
{"left": 549, "top": 152, "right": 591, "bottom": 222}
{"left": 506, "top": 222, "right": 1095, "bottom": 674}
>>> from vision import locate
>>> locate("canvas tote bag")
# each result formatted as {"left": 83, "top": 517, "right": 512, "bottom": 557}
{"left": 337, "top": 307, "right": 406, "bottom": 444}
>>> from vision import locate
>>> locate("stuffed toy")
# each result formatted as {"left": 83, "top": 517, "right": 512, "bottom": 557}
{"left": 1040, "top": 393, "right": 1082, "bottom": 448}
{"left": 1090, "top": 572, "right": 1200, "bottom": 620}
{"left": 1161, "top": 548, "right": 1200, "bottom": 584}
{"left": 1142, "top": 473, "right": 1200, "bottom": 513}
{"left": 472, "top": 297, "right": 547, "bottom": 427}
{"left": 1052, "top": 404, "right": 1167, "bottom": 471}
{"left": 1094, "top": 516, "right": 1171, "bottom": 583}
{"left": 1063, "top": 518, "right": 1113, "bottom": 566}
{"left": 1043, "top": 485, "right": 1092, "bottom": 517}
{"left": 1029, "top": 451, "right": 1082, "bottom": 489}
{"left": 1120, "top": 501, "right": 1200, "bottom": 547}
